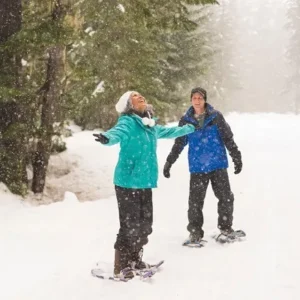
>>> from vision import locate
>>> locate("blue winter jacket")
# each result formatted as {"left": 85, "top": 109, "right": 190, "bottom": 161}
{"left": 166, "top": 104, "right": 241, "bottom": 174}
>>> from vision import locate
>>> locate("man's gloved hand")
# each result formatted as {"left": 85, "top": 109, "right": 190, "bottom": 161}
{"left": 93, "top": 133, "right": 109, "bottom": 144}
{"left": 163, "top": 161, "right": 172, "bottom": 178}
{"left": 233, "top": 159, "right": 242, "bottom": 174}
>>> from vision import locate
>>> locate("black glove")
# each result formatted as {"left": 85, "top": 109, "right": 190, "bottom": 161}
{"left": 163, "top": 161, "right": 172, "bottom": 178}
{"left": 93, "top": 133, "right": 109, "bottom": 144}
{"left": 233, "top": 159, "right": 242, "bottom": 174}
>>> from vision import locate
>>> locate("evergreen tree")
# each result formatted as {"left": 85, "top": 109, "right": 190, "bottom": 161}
{"left": 69, "top": 0, "right": 218, "bottom": 129}
{"left": 0, "top": 0, "right": 28, "bottom": 195}
{"left": 0, "top": 0, "right": 76, "bottom": 195}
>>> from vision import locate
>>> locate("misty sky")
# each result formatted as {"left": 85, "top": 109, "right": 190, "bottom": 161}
{"left": 212, "top": 0, "right": 293, "bottom": 113}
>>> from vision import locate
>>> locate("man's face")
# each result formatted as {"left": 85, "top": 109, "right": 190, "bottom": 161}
{"left": 191, "top": 93, "right": 205, "bottom": 111}
{"left": 130, "top": 92, "right": 147, "bottom": 113}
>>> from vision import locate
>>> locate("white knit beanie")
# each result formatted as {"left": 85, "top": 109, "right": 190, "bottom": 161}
{"left": 115, "top": 91, "right": 134, "bottom": 113}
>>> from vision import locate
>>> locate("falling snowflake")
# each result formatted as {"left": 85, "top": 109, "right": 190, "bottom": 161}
{"left": 117, "top": 4, "right": 125, "bottom": 13}
{"left": 92, "top": 81, "right": 105, "bottom": 96}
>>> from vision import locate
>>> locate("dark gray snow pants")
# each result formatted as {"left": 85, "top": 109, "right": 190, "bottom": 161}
{"left": 114, "top": 186, "right": 153, "bottom": 252}
{"left": 187, "top": 169, "right": 234, "bottom": 238}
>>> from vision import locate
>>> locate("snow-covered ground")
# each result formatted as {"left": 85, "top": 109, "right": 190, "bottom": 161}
{"left": 1, "top": 113, "right": 300, "bottom": 300}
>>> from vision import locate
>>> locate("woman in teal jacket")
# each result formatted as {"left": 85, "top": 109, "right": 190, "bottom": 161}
{"left": 93, "top": 91, "right": 194, "bottom": 279}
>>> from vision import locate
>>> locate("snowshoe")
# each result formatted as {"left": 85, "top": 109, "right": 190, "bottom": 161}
{"left": 183, "top": 233, "right": 207, "bottom": 248}
{"left": 215, "top": 229, "right": 246, "bottom": 243}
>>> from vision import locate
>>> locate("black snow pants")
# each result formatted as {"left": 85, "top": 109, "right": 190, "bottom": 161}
{"left": 187, "top": 169, "right": 234, "bottom": 238}
{"left": 114, "top": 186, "right": 153, "bottom": 253}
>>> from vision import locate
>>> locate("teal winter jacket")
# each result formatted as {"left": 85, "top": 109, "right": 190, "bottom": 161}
{"left": 102, "top": 114, "right": 194, "bottom": 189}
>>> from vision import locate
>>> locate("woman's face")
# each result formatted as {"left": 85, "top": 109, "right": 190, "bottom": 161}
{"left": 130, "top": 92, "right": 147, "bottom": 113}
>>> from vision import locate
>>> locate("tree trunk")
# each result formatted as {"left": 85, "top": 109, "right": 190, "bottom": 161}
{"left": 32, "top": 46, "right": 65, "bottom": 193}
{"left": 0, "top": 0, "right": 22, "bottom": 43}
{"left": 32, "top": 1, "right": 65, "bottom": 194}
{"left": 0, "top": 0, "right": 27, "bottom": 195}
{"left": 0, "top": 99, "right": 29, "bottom": 195}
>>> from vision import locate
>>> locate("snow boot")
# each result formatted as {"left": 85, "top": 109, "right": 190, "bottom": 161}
{"left": 114, "top": 250, "right": 134, "bottom": 279}
{"left": 182, "top": 232, "right": 207, "bottom": 247}
{"left": 220, "top": 228, "right": 234, "bottom": 236}
{"left": 188, "top": 233, "right": 203, "bottom": 243}
{"left": 216, "top": 228, "right": 246, "bottom": 243}
{"left": 131, "top": 248, "right": 151, "bottom": 270}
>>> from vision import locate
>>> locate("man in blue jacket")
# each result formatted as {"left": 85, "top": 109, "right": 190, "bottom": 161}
{"left": 163, "top": 87, "right": 243, "bottom": 243}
